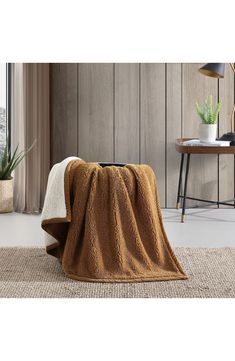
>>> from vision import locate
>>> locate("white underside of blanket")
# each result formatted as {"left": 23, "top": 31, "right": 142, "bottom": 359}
{"left": 41, "top": 157, "right": 80, "bottom": 247}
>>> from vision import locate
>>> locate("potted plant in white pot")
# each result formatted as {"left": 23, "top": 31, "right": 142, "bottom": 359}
{"left": 196, "top": 95, "right": 222, "bottom": 142}
{"left": 0, "top": 143, "right": 35, "bottom": 213}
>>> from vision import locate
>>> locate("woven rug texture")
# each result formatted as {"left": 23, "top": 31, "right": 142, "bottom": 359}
{"left": 0, "top": 247, "right": 234, "bottom": 298}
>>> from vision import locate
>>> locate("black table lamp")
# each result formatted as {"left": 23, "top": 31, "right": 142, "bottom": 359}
{"left": 198, "top": 63, "right": 235, "bottom": 145}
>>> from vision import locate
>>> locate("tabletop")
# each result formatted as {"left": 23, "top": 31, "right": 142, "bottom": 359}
{"left": 175, "top": 138, "right": 235, "bottom": 154}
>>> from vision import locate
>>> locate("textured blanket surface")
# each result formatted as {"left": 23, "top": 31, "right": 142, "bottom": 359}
{"left": 42, "top": 161, "right": 187, "bottom": 282}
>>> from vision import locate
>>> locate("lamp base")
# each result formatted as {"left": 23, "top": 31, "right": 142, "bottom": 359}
{"left": 219, "top": 132, "right": 235, "bottom": 146}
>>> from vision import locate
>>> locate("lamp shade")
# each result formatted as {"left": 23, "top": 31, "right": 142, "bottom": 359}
{"left": 198, "top": 63, "right": 225, "bottom": 78}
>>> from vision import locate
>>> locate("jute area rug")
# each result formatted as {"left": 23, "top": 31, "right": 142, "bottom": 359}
{"left": 0, "top": 248, "right": 234, "bottom": 298}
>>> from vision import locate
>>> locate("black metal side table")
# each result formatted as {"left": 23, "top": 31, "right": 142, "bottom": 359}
{"left": 175, "top": 138, "right": 235, "bottom": 222}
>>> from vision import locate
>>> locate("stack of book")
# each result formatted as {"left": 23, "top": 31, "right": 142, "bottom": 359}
{"left": 182, "top": 139, "right": 230, "bottom": 147}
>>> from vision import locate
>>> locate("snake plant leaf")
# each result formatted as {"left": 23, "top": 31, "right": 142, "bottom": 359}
{"left": 196, "top": 102, "right": 204, "bottom": 121}
{"left": 1, "top": 150, "right": 25, "bottom": 180}
{"left": 213, "top": 100, "right": 222, "bottom": 123}
{"left": 0, "top": 141, "right": 36, "bottom": 180}
{"left": 195, "top": 96, "right": 222, "bottom": 125}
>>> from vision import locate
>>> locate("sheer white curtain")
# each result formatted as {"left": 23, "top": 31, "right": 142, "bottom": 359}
{"left": 11, "top": 63, "right": 50, "bottom": 213}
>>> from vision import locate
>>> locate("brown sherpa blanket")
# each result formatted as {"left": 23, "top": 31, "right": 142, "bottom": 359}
{"left": 42, "top": 160, "right": 187, "bottom": 282}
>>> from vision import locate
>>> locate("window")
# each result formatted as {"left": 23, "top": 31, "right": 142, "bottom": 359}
{"left": 0, "top": 63, "right": 7, "bottom": 154}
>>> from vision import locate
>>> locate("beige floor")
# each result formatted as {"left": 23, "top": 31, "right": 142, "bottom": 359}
{"left": 163, "top": 208, "right": 235, "bottom": 247}
{"left": 1, "top": 209, "right": 235, "bottom": 247}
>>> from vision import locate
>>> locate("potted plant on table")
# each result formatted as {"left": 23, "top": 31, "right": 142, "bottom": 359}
{"left": 0, "top": 143, "right": 35, "bottom": 213}
{"left": 196, "top": 95, "right": 222, "bottom": 142}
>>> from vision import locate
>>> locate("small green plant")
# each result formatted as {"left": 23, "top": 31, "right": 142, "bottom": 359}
{"left": 0, "top": 141, "right": 35, "bottom": 180}
{"left": 196, "top": 95, "right": 222, "bottom": 124}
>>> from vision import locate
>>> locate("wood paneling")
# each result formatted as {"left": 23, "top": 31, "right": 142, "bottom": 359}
{"left": 78, "top": 63, "right": 113, "bottom": 162}
{"left": 50, "top": 64, "right": 78, "bottom": 165}
{"left": 50, "top": 63, "right": 235, "bottom": 208}
{"left": 115, "top": 63, "right": 139, "bottom": 163}
{"left": 218, "top": 65, "right": 234, "bottom": 205}
{"left": 166, "top": 63, "right": 182, "bottom": 207}
{"left": 182, "top": 63, "right": 218, "bottom": 207}
{"left": 140, "top": 63, "right": 166, "bottom": 207}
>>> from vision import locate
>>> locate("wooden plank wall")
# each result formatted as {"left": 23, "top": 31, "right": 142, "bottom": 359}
{"left": 140, "top": 64, "right": 166, "bottom": 206}
{"left": 182, "top": 64, "right": 218, "bottom": 207}
{"left": 50, "top": 64, "right": 78, "bottom": 164}
{"left": 115, "top": 63, "right": 139, "bottom": 164}
{"left": 50, "top": 63, "right": 235, "bottom": 208}
{"left": 78, "top": 64, "right": 114, "bottom": 162}
{"left": 218, "top": 65, "right": 234, "bottom": 206}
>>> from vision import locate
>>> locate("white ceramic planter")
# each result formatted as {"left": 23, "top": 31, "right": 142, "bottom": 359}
{"left": 0, "top": 178, "right": 13, "bottom": 213}
{"left": 199, "top": 123, "right": 217, "bottom": 143}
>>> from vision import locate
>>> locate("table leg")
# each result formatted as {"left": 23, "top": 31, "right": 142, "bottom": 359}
{"left": 176, "top": 153, "right": 185, "bottom": 209}
{"left": 181, "top": 154, "right": 191, "bottom": 223}
{"left": 218, "top": 154, "right": 220, "bottom": 208}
